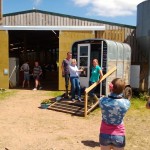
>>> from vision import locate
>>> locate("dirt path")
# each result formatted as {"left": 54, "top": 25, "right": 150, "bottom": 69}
{"left": 0, "top": 90, "right": 101, "bottom": 150}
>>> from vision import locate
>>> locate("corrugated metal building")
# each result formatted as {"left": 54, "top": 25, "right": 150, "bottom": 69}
{"left": 0, "top": 9, "right": 145, "bottom": 91}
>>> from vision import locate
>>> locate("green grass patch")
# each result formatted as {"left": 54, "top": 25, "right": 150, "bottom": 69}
{"left": 0, "top": 89, "right": 17, "bottom": 101}
{"left": 130, "top": 97, "right": 146, "bottom": 110}
{"left": 46, "top": 91, "right": 64, "bottom": 98}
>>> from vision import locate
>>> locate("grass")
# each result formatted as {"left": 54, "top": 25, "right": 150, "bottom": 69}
{"left": 46, "top": 91, "right": 64, "bottom": 98}
{"left": 0, "top": 89, "right": 17, "bottom": 101}
{"left": 130, "top": 97, "right": 147, "bottom": 110}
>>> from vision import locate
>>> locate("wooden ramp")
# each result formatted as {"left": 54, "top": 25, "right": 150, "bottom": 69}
{"left": 48, "top": 99, "right": 99, "bottom": 116}
{"left": 48, "top": 67, "right": 117, "bottom": 117}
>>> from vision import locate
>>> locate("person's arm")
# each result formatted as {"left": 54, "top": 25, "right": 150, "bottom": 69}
{"left": 76, "top": 66, "right": 84, "bottom": 72}
{"left": 39, "top": 66, "right": 42, "bottom": 76}
{"left": 99, "top": 69, "right": 103, "bottom": 79}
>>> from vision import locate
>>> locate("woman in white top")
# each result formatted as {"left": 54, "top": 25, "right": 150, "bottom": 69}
{"left": 69, "top": 59, "right": 83, "bottom": 102}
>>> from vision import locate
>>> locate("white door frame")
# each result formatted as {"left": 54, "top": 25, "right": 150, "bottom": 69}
{"left": 77, "top": 44, "right": 91, "bottom": 88}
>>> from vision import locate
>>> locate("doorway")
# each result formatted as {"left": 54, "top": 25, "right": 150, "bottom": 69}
{"left": 9, "top": 30, "right": 59, "bottom": 90}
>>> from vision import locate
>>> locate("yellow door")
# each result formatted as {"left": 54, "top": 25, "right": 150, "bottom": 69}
{"left": 0, "top": 30, "right": 9, "bottom": 89}
{"left": 59, "top": 31, "right": 95, "bottom": 90}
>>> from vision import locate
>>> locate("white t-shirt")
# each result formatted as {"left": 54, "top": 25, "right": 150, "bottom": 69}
{"left": 69, "top": 65, "right": 79, "bottom": 77}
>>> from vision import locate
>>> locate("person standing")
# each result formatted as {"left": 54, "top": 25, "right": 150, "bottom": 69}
{"left": 89, "top": 59, "right": 103, "bottom": 100}
{"left": 20, "top": 61, "right": 30, "bottom": 88}
{"left": 61, "top": 52, "right": 72, "bottom": 98}
{"left": 32, "top": 61, "right": 42, "bottom": 90}
{"left": 99, "top": 78, "right": 130, "bottom": 150}
{"left": 69, "top": 59, "right": 83, "bottom": 102}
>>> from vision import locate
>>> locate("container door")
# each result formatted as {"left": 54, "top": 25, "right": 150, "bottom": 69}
{"left": 77, "top": 44, "right": 90, "bottom": 87}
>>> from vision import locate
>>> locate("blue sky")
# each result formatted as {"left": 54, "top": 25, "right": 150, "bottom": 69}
{"left": 2, "top": 0, "right": 145, "bottom": 26}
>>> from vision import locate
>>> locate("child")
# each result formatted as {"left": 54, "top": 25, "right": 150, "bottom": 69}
{"left": 99, "top": 78, "right": 130, "bottom": 150}
{"left": 69, "top": 59, "right": 83, "bottom": 102}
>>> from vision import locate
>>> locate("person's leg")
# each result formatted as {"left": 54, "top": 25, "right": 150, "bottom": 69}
{"left": 22, "top": 74, "right": 26, "bottom": 88}
{"left": 70, "top": 77, "right": 75, "bottom": 100}
{"left": 89, "top": 81, "right": 96, "bottom": 96}
{"left": 22, "top": 80, "right": 25, "bottom": 88}
{"left": 75, "top": 78, "right": 81, "bottom": 99}
{"left": 35, "top": 79, "right": 39, "bottom": 88}
{"left": 26, "top": 74, "right": 30, "bottom": 88}
{"left": 65, "top": 74, "right": 69, "bottom": 97}
{"left": 100, "top": 145, "right": 111, "bottom": 150}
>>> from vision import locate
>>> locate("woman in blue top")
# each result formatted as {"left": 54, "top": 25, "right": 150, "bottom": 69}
{"left": 89, "top": 59, "right": 103, "bottom": 97}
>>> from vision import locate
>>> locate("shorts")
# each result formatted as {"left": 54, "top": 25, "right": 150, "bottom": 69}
{"left": 99, "top": 133, "right": 125, "bottom": 148}
{"left": 33, "top": 75, "right": 40, "bottom": 80}
{"left": 24, "top": 74, "right": 30, "bottom": 81}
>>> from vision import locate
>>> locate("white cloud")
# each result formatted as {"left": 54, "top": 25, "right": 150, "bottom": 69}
{"left": 72, "top": 0, "right": 145, "bottom": 17}
{"left": 33, "top": 0, "right": 42, "bottom": 7}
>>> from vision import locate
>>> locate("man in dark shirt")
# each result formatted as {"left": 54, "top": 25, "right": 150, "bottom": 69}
{"left": 61, "top": 52, "right": 72, "bottom": 98}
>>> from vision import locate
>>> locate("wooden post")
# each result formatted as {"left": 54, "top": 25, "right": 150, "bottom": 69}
{"left": 0, "top": 0, "right": 2, "bottom": 25}
{"left": 84, "top": 93, "right": 88, "bottom": 117}
{"left": 84, "top": 66, "right": 117, "bottom": 117}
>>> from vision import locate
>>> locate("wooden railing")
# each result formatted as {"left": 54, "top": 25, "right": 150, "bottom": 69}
{"left": 84, "top": 66, "right": 117, "bottom": 117}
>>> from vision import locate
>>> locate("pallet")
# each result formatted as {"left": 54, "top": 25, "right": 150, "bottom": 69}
{"left": 48, "top": 99, "right": 97, "bottom": 116}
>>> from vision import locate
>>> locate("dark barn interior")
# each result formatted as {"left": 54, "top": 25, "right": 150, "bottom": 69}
{"left": 9, "top": 30, "right": 59, "bottom": 90}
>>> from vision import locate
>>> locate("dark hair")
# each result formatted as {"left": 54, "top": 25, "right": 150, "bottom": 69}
{"left": 111, "top": 78, "right": 125, "bottom": 94}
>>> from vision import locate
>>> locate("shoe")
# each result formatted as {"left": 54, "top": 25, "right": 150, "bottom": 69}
{"left": 33, "top": 88, "right": 37, "bottom": 91}
{"left": 78, "top": 98, "right": 83, "bottom": 102}
{"left": 71, "top": 99, "right": 75, "bottom": 102}
{"left": 39, "top": 86, "right": 42, "bottom": 90}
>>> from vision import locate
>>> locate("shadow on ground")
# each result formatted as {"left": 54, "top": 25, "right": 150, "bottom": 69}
{"left": 81, "top": 140, "right": 100, "bottom": 148}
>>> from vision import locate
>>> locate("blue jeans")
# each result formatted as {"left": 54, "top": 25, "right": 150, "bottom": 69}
{"left": 64, "top": 74, "right": 70, "bottom": 89}
{"left": 99, "top": 133, "right": 125, "bottom": 148}
{"left": 89, "top": 81, "right": 96, "bottom": 96}
{"left": 70, "top": 76, "right": 81, "bottom": 99}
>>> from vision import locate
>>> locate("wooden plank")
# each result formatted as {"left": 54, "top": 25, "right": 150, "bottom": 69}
{"left": 50, "top": 105, "right": 84, "bottom": 113}
{"left": 48, "top": 107, "right": 84, "bottom": 116}
{"left": 87, "top": 101, "right": 99, "bottom": 114}
{"left": 85, "top": 66, "right": 117, "bottom": 93}
{"left": 84, "top": 94, "right": 88, "bottom": 117}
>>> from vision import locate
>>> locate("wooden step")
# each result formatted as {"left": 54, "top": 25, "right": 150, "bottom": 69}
{"left": 49, "top": 107, "right": 84, "bottom": 116}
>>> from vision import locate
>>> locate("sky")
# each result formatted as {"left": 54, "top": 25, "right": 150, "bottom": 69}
{"left": 2, "top": 0, "right": 145, "bottom": 26}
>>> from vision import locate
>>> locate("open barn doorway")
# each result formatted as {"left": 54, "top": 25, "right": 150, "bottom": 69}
{"left": 9, "top": 30, "right": 59, "bottom": 90}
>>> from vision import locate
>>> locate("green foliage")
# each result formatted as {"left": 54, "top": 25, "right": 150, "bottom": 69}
{"left": 41, "top": 99, "right": 51, "bottom": 104}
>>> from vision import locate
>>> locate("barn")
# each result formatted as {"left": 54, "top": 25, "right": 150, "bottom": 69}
{"left": 0, "top": 8, "right": 145, "bottom": 91}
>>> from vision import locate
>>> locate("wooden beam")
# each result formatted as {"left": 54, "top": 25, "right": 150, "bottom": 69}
{"left": 85, "top": 66, "right": 117, "bottom": 94}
